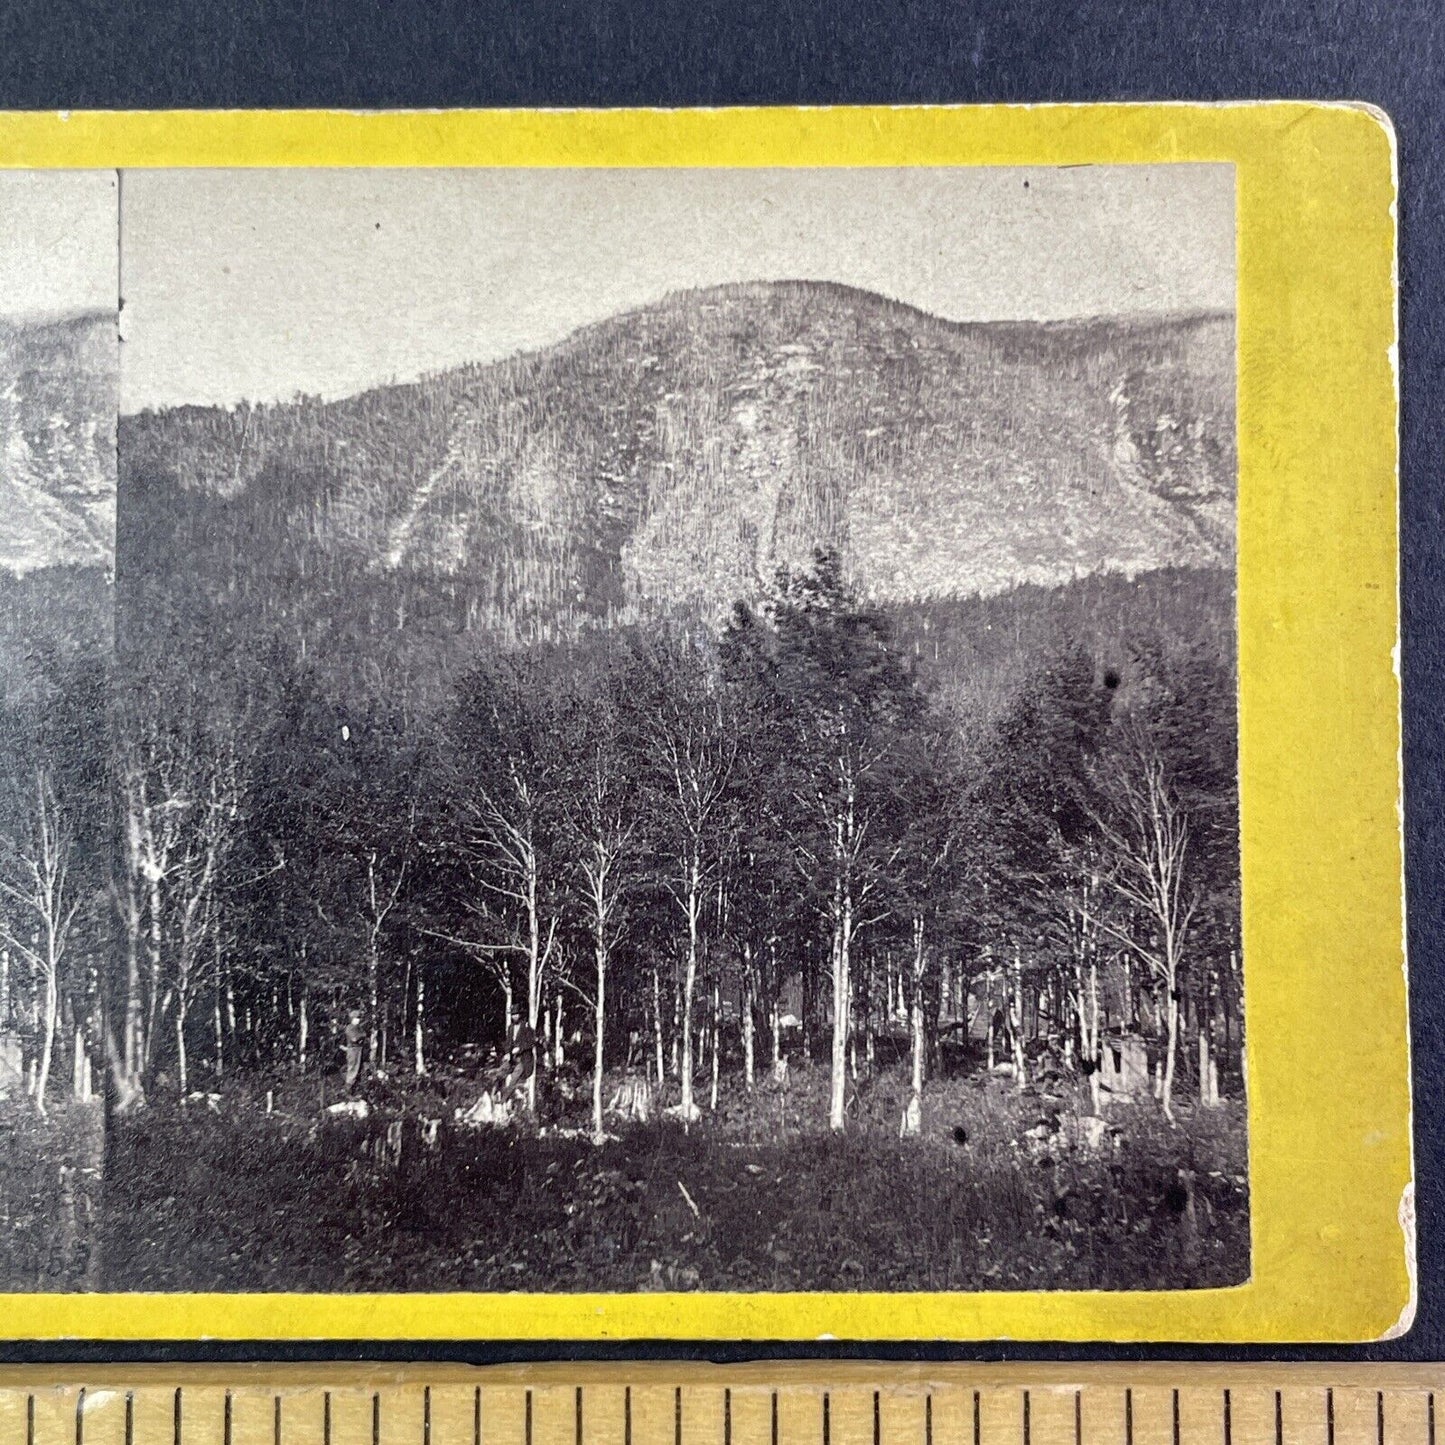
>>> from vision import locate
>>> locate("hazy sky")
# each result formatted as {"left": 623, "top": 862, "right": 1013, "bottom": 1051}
{"left": 0, "top": 170, "right": 117, "bottom": 320}
{"left": 119, "top": 164, "right": 1235, "bottom": 412}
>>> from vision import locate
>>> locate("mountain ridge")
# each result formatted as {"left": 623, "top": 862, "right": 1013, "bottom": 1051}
{"left": 120, "top": 281, "right": 1236, "bottom": 640}
{"left": 120, "top": 282, "right": 1235, "bottom": 420}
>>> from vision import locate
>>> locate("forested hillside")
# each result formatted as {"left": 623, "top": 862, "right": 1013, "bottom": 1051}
{"left": 892, "top": 564, "right": 1232, "bottom": 728}
{"left": 119, "top": 282, "right": 1233, "bottom": 659}
{"left": 118, "top": 283, "right": 1235, "bottom": 724}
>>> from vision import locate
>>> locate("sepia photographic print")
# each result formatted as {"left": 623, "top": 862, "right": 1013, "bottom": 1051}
{"left": 2, "top": 163, "right": 1246, "bottom": 1296}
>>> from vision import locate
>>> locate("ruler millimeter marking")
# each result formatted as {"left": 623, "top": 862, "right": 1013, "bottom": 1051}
{"left": 5, "top": 1369, "right": 1445, "bottom": 1445}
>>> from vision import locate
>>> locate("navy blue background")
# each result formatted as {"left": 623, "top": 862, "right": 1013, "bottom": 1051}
{"left": 0, "top": 0, "right": 1440, "bottom": 1364}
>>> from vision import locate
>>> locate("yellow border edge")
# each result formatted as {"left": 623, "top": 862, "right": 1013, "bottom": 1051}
{"left": 0, "top": 103, "right": 1408, "bottom": 1343}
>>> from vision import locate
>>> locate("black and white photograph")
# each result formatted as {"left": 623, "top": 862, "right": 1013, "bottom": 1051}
{"left": 4, "top": 164, "right": 1246, "bottom": 1294}
{"left": 0, "top": 168, "right": 116, "bottom": 1290}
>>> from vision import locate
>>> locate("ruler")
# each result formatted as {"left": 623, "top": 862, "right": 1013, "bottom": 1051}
{"left": 0, "top": 1367, "right": 1437, "bottom": 1445}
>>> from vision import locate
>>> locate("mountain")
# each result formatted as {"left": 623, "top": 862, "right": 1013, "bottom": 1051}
{"left": 0, "top": 311, "right": 117, "bottom": 577}
{"left": 119, "top": 282, "right": 1235, "bottom": 650}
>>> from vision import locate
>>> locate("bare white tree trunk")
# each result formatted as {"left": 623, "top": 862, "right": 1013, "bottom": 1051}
{"left": 1092, "top": 744, "right": 1196, "bottom": 1125}
{"left": 741, "top": 947, "right": 755, "bottom": 1091}
{"left": 709, "top": 978, "right": 721, "bottom": 1112}
{"left": 652, "top": 966, "right": 665, "bottom": 1088}
{"left": 1066, "top": 875, "right": 1104, "bottom": 1115}
{"left": 823, "top": 764, "right": 880, "bottom": 1134}
{"left": 142, "top": 867, "right": 164, "bottom": 1075}
{"left": 175, "top": 1000, "right": 189, "bottom": 1095}
{"left": 1009, "top": 946, "right": 1028, "bottom": 1091}
{"left": 1230, "top": 948, "right": 1245, "bottom": 1088}
{"left": 903, "top": 917, "right": 926, "bottom": 1137}
{"left": 452, "top": 756, "right": 557, "bottom": 1112}
{"left": 35, "top": 968, "right": 57, "bottom": 1115}
{"left": 829, "top": 877, "right": 852, "bottom": 1133}
{"left": 0, "top": 771, "right": 77, "bottom": 1119}
{"left": 1162, "top": 983, "right": 1179, "bottom": 1122}
{"left": 414, "top": 970, "right": 426, "bottom": 1076}
{"left": 523, "top": 862, "right": 550, "bottom": 1115}
{"left": 1087, "top": 960, "right": 1102, "bottom": 1113}
{"left": 367, "top": 938, "right": 380, "bottom": 1070}
{"left": 592, "top": 944, "right": 606, "bottom": 1143}
{"left": 213, "top": 968, "right": 224, "bottom": 1078}
{"left": 680, "top": 855, "right": 701, "bottom": 1125}
{"left": 362, "top": 842, "right": 411, "bottom": 1076}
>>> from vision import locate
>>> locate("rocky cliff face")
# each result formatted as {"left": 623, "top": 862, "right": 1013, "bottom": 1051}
{"left": 0, "top": 311, "right": 117, "bottom": 576}
{"left": 121, "top": 282, "right": 1234, "bottom": 636}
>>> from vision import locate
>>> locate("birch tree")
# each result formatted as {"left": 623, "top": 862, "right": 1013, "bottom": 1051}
{"left": 323, "top": 712, "right": 420, "bottom": 1076}
{"left": 561, "top": 684, "right": 640, "bottom": 1141}
{"left": 0, "top": 767, "right": 82, "bottom": 1115}
{"left": 1090, "top": 729, "right": 1198, "bottom": 1122}
{"left": 113, "top": 703, "right": 243, "bottom": 1098}
{"left": 1055, "top": 846, "right": 1106, "bottom": 1112}
{"left": 639, "top": 637, "right": 736, "bottom": 1125}
{"left": 167, "top": 743, "right": 240, "bottom": 1095}
{"left": 117, "top": 721, "right": 186, "bottom": 1090}
{"left": 894, "top": 720, "right": 969, "bottom": 1137}
{"left": 449, "top": 657, "right": 567, "bottom": 1113}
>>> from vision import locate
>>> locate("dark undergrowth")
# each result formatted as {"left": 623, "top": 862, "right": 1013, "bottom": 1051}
{"left": 101, "top": 1063, "right": 1248, "bottom": 1293}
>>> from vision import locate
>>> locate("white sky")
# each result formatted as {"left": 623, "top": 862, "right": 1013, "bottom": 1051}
{"left": 0, "top": 170, "right": 117, "bottom": 320}
{"left": 118, "top": 164, "right": 1235, "bottom": 413}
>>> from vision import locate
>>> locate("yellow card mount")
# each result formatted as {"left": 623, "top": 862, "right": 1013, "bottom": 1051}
{"left": 0, "top": 102, "right": 1406, "bottom": 1346}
